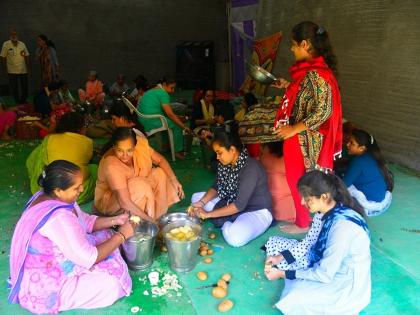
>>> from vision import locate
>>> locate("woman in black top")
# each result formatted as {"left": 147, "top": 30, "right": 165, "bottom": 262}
{"left": 191, "top": 126, "right": 273, "bottom": 247}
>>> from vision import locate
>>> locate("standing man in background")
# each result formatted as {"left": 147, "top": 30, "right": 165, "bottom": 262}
{"left": 1, "top": 29, "right": 30, "bottom": 104}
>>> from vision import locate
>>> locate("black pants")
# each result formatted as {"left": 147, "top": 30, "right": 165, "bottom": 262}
{"left": 8, "top": 73, "right": 28, "bottom": 104}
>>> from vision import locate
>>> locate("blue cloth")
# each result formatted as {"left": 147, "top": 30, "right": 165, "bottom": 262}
{"left": 308, "top": 204, "right": 369, "bottom": 268}
{"left": 343, "top": 153, "right": 387, "bottom": 202}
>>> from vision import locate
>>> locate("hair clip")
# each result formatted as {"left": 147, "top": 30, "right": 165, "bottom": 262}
{"left": 316, "top": 26, "right": 325, "bottom": 35}
{"left": 370, "top": 134, "right": 374, "bottom": 145}
{"left": 42, "top": 170, "right": 46, "bottom": 178}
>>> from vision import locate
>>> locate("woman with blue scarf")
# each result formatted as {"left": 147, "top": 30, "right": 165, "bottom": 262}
{"left": 265, "top": 170, "right": 371, "bottom": 315}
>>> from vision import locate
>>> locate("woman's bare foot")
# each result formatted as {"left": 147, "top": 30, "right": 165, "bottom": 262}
{"left": 280, "top": 224, "right": 309, "bottom": 234}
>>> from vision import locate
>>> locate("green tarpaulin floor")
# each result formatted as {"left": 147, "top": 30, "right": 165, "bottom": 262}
{"left": 0, "top": 140, "right": 419, "bottom": 315}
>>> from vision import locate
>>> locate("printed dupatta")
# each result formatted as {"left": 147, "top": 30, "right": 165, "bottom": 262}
{"left": 308, "top": 204, "right": 369, "bottom": 267}
{"left": 274, "top": 56, "right": 343, "bottom": 169}
{"left": 216, "top": 148, "right": 249, "bottom": 203}
{"left": 8, "top": 191, "right": 74, "bottom": 303}
{"left": 200, "top": 99, "right": 214, "bottom": 121}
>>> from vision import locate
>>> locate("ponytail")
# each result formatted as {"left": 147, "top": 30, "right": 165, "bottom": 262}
{"left": 298, "top": 170, "right": 366, "bottom": 218}
{"left": 352, "top": 129, "right": 394, "bottom": 191}
{"left": 101, "top": 127, "right": 137, "bottom": 156}
{"left": 292, "top": 21, "right": 338, "bottom": 75}
{"left": 38, "top": 160, "right": 80, "bottom": 196}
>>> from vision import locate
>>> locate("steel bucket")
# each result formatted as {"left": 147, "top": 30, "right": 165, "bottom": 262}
{"left": 163, "top": 220, "right": 202, "bottom": 272}
{"left": 158, "top": 212, "right": 201, "bottom": 229}
{"left": 121, "top": 220, "right": 159, "bottom": 271}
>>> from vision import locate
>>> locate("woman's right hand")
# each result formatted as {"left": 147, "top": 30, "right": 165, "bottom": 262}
{"left": 118, "top": 221, "right": 137, "bottom": 240}
{"left": 265, "top": 254, "right": 284, "bottom": 266}
{"left": 191, "top": 200, "right": 205, "bottom": 210}
{"left": 271, "top": 78, "right": 290, "bottom": 89}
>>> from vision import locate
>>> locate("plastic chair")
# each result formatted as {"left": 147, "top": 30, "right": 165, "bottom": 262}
{"left": 121, "top": 96, "right": 176, "bottom": 161}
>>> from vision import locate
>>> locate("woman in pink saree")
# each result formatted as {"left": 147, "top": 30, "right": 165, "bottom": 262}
{"left": 8, "top": 160, "right": 135, "bottom": 314}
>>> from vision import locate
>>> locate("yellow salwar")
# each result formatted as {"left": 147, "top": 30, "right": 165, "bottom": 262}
{"left": 26, "top": 132, "right": 97, "bottom": 204}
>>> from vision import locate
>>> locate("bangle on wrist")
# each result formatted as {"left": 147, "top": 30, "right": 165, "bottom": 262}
{"left": 116, "top": 231, "right": 126, "bottom": 242}
{"left": 198, "top": 200, "right": 205, "bottom": 206}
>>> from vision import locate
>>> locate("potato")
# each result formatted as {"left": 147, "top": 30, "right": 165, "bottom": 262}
{"left": 196, "top": 271, "right": 208, "bottom": 281}
{"left": 208, "top": 232, "right": 217, "bottom": 239}
{"left": 207, "top": 249, "right": 214, "bottom": 255}
{"left": 199, "top": 249, "right": 208, "bottom": 256}
{"left": 129, "top": 215, "right": 141, "bottom": 224}
{"left": 212, "top": 286, "right": 227, "bottom": 299}
{"left": 203, "top": 257, "right": 213, "bottom": 264}
{"left": 217, "top": 279, "right": 228, "bottom": 289}
{"left": 199, "top": 245, "right": 209, "bottom": 251}
{"left": 218, "top": 299, "right": 234, "bottom": 312}
{"left": 160, "top": 245, "right": 168, "bottom": 252}
{"left": 221, "top": 273, "right": 231, "bottom": 282}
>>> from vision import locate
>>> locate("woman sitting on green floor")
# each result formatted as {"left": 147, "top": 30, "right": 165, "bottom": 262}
{"left": 137, "top": 77, "right": 190, "bottom": 159}
{"left": 26, "top": 112, "right": 97, "bottom": 204}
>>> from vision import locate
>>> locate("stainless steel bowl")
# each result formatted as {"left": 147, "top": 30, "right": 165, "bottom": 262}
{"left": 246, "top": 62, "right": 277, "bottom": 85}
{"left": 158, "top": 212, "right": 201, "bottom": 229}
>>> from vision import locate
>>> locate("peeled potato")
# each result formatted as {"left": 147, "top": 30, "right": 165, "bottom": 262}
{"left": 208, "top": 232, "right": 217, "bottom": 239}
{"left": 187, "top": 206, "right": 194, "bottom": 215}
{"left": 199, "top": 249, "right": 208, "bottom": 256}
{"left": 129, "top": 215, "right": 141, "bottom": 223}
{"left": 218, "top": 299, "right": 234, "bottom": 312}
{"left": 212, "top": 286, "right": 227, "bottom": 299}
{"left": 197, "top": 271, "right": 208, "bottom": 281}
{"left": 203, "top": 257, "right": 213, "bottom": 264}
{"left": 217, "top": 279, "right": 228, "bottom": 289}
{"left": 207, "top": 249, "right": 214, "bottom": 255}
{"left": 221, "top": 273, "right": 231, "bottom": 282}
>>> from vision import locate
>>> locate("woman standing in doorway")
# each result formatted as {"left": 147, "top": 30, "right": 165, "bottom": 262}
{"left": 272, "top": 21, "right": 342, "bottom": 234}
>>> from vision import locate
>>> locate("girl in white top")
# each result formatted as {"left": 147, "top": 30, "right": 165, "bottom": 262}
{"left": 265, "top": 170, "right": 371, "bottom": 315}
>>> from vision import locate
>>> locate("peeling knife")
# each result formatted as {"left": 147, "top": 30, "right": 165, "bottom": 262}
{"left": 196, "top": 281, "right": 230, "bottom": 289}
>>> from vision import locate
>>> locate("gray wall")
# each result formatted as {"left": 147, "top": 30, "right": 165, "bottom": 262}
{"left": 256, "top": 0, "right": 420, "bottom": 171}
{"left": 0, "top": 0, "right": 228, "bottom": 91}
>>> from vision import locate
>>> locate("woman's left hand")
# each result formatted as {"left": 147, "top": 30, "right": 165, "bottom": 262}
{"left": 113, "top": 213, "right": 129, "bottom": 226}
{"left": 272, "top": 124, "right": 297, "bottom": 140}
{"left": 264, "top": 267, "right": 285, "bottom": 281}
{"left": 171, "top": 178, "right": 185, "bottom": 199}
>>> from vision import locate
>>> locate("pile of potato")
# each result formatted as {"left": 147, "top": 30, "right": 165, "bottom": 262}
{"left": 165, "top": 225, "right": 197, "bottom": 242}
{"left": 199, "top": 241, "right": 214, "bottom": 256}
{"left": 212, "top": 273, "right": 234, "bottom": 312}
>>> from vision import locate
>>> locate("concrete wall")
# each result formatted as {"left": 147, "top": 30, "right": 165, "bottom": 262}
{"left": 256, "top": 0, "right": 420, "bottom": 171}
{"left": 0, "top": 0, "right": 228, "bottom": 91}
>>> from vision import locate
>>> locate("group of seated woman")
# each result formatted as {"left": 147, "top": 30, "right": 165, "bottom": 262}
{"left": 13, "top": 113, "right": 377, "bottom": 314}
{"left": 13, "top": 84, "right": 386, "bottom": 315}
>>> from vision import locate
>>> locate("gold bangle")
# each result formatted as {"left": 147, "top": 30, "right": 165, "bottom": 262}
{"left": 116, "top": 231, "right": 126, "bottom": 242}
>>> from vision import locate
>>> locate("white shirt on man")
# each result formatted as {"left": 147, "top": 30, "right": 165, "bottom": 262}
{"left": 0, "top": 40, "right": 29, "bottom": 74}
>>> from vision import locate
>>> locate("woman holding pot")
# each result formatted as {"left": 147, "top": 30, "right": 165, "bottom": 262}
{"left": 272, "top": 21, "right": 342, "bottom": 234}
{"left": 9, "top": 160, "right": 135, "bottom": 314}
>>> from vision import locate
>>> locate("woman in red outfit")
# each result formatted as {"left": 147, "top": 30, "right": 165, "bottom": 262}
{"left": 272, "top": 21, "right": 342, "bottom": 234}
